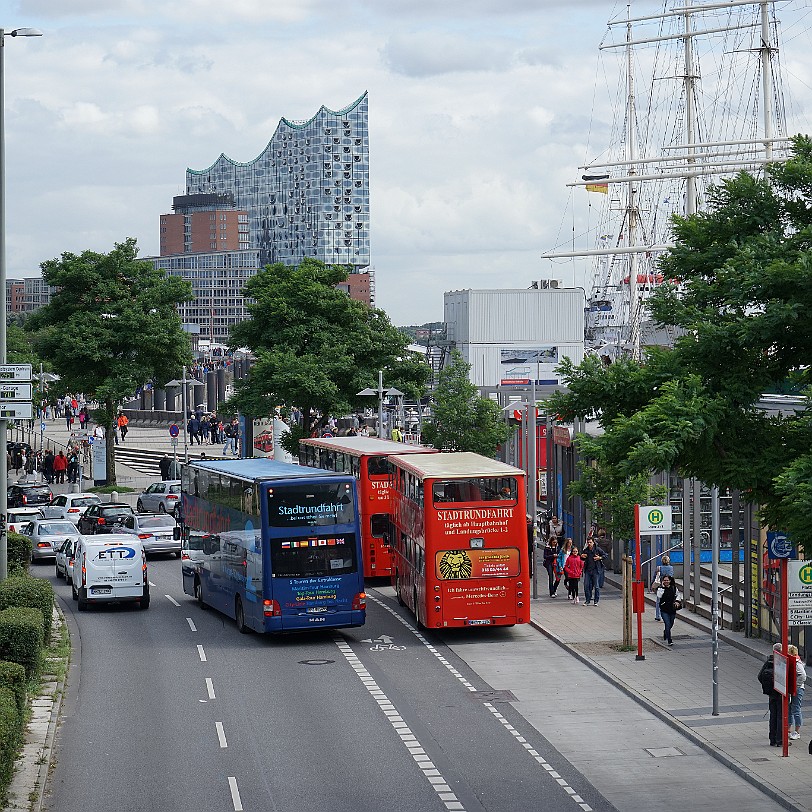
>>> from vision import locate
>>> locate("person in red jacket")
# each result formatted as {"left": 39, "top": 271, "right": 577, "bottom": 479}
{"left": 564, "top": 545, "right": 584, "bottom": 604}
{"left": 53, "top": 451, "right": 68, "bottom": 484}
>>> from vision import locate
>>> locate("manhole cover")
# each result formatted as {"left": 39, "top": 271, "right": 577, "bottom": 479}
{"left": 472, "top": 690, "right": 517, "bottom": 703}
{"left": 645, "top": 747, "right": 684, "bottom": 758}
{"left": 298, "top": 659, "right": 335, "bottom": 665}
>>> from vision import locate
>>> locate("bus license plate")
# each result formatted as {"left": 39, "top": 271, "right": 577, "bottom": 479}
{"left": 91, "top": 586, "right": 112, "bottom": 595}
{"left": 307, "top": 607, "right": 328, "bottom": 613}
{"left": 467, "top": 619, "right": 491, "bottom": 626}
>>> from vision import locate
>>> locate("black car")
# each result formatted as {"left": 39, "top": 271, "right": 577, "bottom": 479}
{"left": 7, "top": 483, "right": 54, "bottom": 508}
{"left": 76, "top": 503, "right": 135, "bottom": 534}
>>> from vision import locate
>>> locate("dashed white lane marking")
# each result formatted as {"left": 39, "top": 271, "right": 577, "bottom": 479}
{"left": 206, "top": 678, "right": 216, "bottom": 699}
{"left": 216, "top": 721, "right": 228, "bottom": 748}
{"left": 334, "top": 637, "right": 466, "bottom": 811}
{"left": 368, "top": 592, "right": 594, "bottom": 812}
{"left": 148, "top": 581, "right": 156, "bottom": 587}
{"left": 165, "top": 594, "right": 180, "bottom": 607}
{"left": 197, "top": 644, "right": 207, "bottom": 662}
{"left": 187, "top": 617, "right": 197, "bottom": 632}
{"left": 228, "top": 777, "right": 243, "bottom": 811}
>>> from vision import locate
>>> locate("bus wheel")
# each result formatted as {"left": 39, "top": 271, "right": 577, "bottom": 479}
{"left": 235, "top": 596, "right": 249, "bottom": 634}
{"left": 413, "top": 589, "right": 425, "bottom": 630}
{"left": 395, "top": 572, "right": 405, "bottom": 606}
{"left": 194, "top": 577, "right": 207, "bottom": 609}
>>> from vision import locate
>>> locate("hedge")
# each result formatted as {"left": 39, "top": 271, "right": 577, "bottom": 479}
{"left": 0, "top": 684, "right": 21, "bottom": 795}
{"left": 6, "top": 532, "right": 32, "bottom": 573}
{"left": 0, "top": 607, "right": 44, "bottom": 679}
{"left": 0, "top": 575, "right": 54, "bottom": 644}
{"left": 0, "top": 661, "right": 26, "bottom": 720}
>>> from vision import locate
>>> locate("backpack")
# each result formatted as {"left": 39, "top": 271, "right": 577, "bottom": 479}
{"left": 758, "top": 658, "right": 775, "bottom": 695}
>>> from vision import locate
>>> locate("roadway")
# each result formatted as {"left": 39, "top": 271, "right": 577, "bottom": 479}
{"left": 41, "top": 557, "right": 786, "bottom": 812}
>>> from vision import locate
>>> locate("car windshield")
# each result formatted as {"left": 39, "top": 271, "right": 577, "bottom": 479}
{"left": 102, "top": 507, "right": 133, "bottom": 517}
{"left": 23, "top": 487, "right": 51, "bottom": 497}
{"left": 138, "top": 516, "right": 176, "bottom": 529}
{"left": 39, "top": 522, "right": 76, "bottom": 535}
{"left": 168, "top": 485, "right": 181, "bottom": 494}
{"left": 72, "top": 497, "right": 99, "bottom": 507}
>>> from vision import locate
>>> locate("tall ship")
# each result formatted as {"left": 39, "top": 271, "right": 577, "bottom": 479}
{"left": 544, "top": 1, "right": 804, "bottom": 361}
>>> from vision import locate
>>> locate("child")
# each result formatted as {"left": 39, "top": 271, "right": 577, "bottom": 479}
{"left": 564, "top": 546, "right": 584, "bottom": 604}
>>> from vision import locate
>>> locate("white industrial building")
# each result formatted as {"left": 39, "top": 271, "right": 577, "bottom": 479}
{"left": 443, "top": 285, "right": 585, "bottom": 388}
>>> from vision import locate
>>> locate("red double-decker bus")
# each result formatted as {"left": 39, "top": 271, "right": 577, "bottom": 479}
{"left": 389, "top": 452, "right": 530, "bottom": 629}
{"left": 298, "top": 436, "right": 436, "bottom": 578}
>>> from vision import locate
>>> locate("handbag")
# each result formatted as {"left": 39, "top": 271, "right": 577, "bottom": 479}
{"left": 673, "top": 599, "right": 683, "bottom": 611}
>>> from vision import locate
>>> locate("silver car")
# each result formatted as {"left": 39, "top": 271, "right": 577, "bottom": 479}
{"left": 116, "top": 513, "right": 180, "bottom": 557}
{"left": 43, "top": 493, "right": 101, "bottom": 525}
{"left": 55, "top": 537, "right": 79, "bottom": 583}
{"left": 136, "top": 481, "right": 181, "bottom": 515}
{"left": 19, "top": 519, "right": 82, "bottom": 562}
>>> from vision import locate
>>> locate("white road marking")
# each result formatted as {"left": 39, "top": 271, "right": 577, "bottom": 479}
{"left": 186, "top": 617, "right": 197, "bottom": 632}
{"left": 165, "top": 594, "right": 180, "bottom": 607}
{"left": 368, "top": 591, "right": 594, "bottom": 812}
{"left": 334, "top": 637, "right": 467, "bottom": 811}
{"left": 197, "top": 644, "right": 207, "bottom": 662}
{"left": 228, "top": 777, "right": 243, "bottom": 811}
{"left": 206, "top": 677, "right": 216, "bottom": 699}
{"left": 216, "top": 721, "right": 228, "bottom": 748}
{"left": 148, "top": 581, "right": 156, "bottom": 587}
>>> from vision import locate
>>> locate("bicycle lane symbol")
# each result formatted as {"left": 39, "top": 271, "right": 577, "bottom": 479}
{"left": 362, "top": 634, "right": 407, "bottom": 651}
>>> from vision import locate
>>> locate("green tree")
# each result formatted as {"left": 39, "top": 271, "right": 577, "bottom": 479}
{"left": 227, "top": 258, "right": 429, "bottom": 444}
{"left": 548, "top": 135, "right": 812, "bottom": 554}
{"left": 421, "top": 350, "right": 510, "bottom": 456}
{"left": 26, "top": 238, "right": 193, "bottom": 483}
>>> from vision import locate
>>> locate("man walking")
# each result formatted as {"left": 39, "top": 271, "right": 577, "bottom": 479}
{"left": 581, "top": 536, "right": 606, "bottom": 606}
{"left": 223, "top": 418, "right": 240, "bottom": 455}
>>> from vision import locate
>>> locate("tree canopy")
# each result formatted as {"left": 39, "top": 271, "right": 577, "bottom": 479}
{"left": 226, "top": 258, "right": 429, "bottom": 437}
{"left": 421, "top": 350, "right": 511, "bottom": 456}
{"left": 26, "top": 238, "right": 193, "bottom": 481}
{"left": 547, "top": 135, "right": 812, "bottom": 553}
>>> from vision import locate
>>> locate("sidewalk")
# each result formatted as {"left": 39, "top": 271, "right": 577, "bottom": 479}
{"left": 528, "top": 573, "right": 811, "bottom": 812}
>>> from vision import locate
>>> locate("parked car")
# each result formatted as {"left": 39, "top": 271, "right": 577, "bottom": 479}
{"left": 136, "top": 481, "right": 181, "bottom": 515}
{"left": 117, "top": 513, "right": 179, "bottom": 557}
{"left": 76, "top": 503, "right": 135, "bottom": 535}
{"left": 43, "top": 493, "right": 101, "bottom": 525}
{"left": 7, "top": 482, "right": 53, "bottom": 508}
{"left": 71, "top": 534, "right": 149, "bottom": 611}
{"left": 7, "top": 507, "right": 46, "bottom": 534}
{"left": 18, "top": 519, "right": 82, "bottom": 562}
{"left": 55, "top": 537, "right": 79, "bottom": 583}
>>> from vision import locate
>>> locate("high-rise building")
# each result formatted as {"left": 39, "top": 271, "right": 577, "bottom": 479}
{"left": 160, "top": 193, "right": 250, "bottom": 256}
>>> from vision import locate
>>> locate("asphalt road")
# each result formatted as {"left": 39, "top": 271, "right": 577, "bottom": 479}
{"left": 42, "top": 558, "right": 612, "bottom": 812}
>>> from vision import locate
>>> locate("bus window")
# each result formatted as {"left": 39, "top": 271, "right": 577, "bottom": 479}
{"left": 433, "top": 477, "right": 517, "bottom": 506}
{"left": 370, "top": 513, "right": 391, "bottom": 545}
{"left": 267, "top": 482, "right": 355, "bottom": 527}
{"left": 367, "top": 456, "right": 390, "bottom": 477}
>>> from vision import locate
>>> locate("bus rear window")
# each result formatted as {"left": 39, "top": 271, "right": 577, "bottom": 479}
{"left": 266, "top": 482, "right": 355, "bottom": 527}
{"left": 367, "top": 456, "right": 390, "bottom": 477}
{"left": 432, "top": 477, "right": 518, "bottom": 506}
{"left": 270, "top": 534, "right": 358, "bottom": 577}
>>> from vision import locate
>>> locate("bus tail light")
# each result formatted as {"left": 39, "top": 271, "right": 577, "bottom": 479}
{"left": 263, "top": 599, "right": 281, "bottom": 617}
{"left": 352, "top": 592, "right": 367, "bottom": 610}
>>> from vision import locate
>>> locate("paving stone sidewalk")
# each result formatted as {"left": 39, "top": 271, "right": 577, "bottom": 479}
{"left": 528, "top": 574, "right": 811, "bottom": 811}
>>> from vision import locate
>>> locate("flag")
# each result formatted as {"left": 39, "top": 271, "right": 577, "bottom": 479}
{"left": 582, "top": 174, "right": 609, "bottom": 194}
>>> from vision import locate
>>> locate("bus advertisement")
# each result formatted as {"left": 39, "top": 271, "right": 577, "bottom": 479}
{"left": 299, "top": 436, "right": 436, "bottom": 578}
{"left": 389, "top": 452, "right": 529, "bottom": 629}
{"left": 180, "top": 458, "right": 366, "bottom": 633}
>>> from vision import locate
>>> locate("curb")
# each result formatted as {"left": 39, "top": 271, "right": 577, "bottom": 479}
{"left": 528, "top": 615, "right": 803, "bottom": 812}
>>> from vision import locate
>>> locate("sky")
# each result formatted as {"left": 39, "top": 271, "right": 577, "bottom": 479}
{"left": 3, "top": 0, "right": 812, "bottom": 326}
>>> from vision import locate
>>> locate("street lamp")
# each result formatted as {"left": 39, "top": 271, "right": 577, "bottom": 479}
{"left": 357, "top": 371, "right": 403, "bottom": 439}
{"left": 0, "top": 26, "right": 43, "bottom": 583}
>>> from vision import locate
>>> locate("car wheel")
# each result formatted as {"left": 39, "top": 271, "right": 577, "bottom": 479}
{"left": 77, "top": 589, "right": 88, "bottom": 612}
{"left": 194, "top": 577, "right": 207, "bottom": 609}
{"left": 136, "top": 500, "right": 144, "bottom": 512}
{"left": 139, "top": 587, "right": 150, "bottom": 610}
{"left": 235, "top": 595, "right": 249, "bottom": 634}
{"left": 158, "top": 503, "right": 166, "bottom": 514}
{"left": 55, "top": 563, "right": 61, "bottom": 579}
{"left": 71, "top": 582, "right": 78, "bottom": 601}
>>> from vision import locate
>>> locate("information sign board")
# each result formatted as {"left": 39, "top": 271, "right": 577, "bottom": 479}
{"left": 787, "top": 560, "right": 812, "bottom": 626}
{"left": 0, "top": 364, "right": 32, "bottom": 381}
{"left": 0, "top": 384, "right": 32, "bottom": 400}
{"left": 638, "top": 505, "right": 672, "bottom": 535}
{"left": 0, "top": 403, "right": 33, "bottom": 419}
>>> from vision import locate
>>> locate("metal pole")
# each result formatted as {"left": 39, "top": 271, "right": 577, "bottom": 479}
{"left": 529, "top": 381, "right": 537, "bottom": 600}
{"left": 378, "top": 369, "right": 384, "bottom": 440}
{"left": 0, "top": 31, "right": 8, "bottom": 582}
{"left": 634, "top": 504, "right": 645, "bottom": 660}
{"left": 781, "top": 556, "right": 789, "bottom": 757}
{"left": 711, "top": 485, "right": 720, "bottom": 715}
{"left": 182, "top": 365, "right": 188, "bottom": 463}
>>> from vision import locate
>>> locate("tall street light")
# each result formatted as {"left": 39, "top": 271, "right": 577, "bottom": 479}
{"left": 357, "top": 371, "right": 403, "bottom": 439}
{"left": 0, "top": 27, "right": 43, "bottom": 582}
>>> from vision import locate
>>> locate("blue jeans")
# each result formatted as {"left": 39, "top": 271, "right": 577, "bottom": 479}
{"left": 789, "top": 685, "right": 804, "bottom": 728}
{"left": 662, "top": 611, "right": 676, "bottom": 643}
{"left": 584, "top": 570, "right": 601, "bottom": 603}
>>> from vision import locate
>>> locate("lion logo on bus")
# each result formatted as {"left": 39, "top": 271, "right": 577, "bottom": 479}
{"left": 439, "top": 551, "right": 472, "bottom": 580}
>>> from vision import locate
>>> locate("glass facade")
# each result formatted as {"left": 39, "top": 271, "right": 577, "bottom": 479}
{"left": 185, "top": 92, "right": 370, "bottom": 271}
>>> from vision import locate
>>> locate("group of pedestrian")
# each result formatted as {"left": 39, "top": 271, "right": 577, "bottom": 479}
{"left": 185, "top": 411, "right": 240, "bottom": 454}
{"left": 759, "top": 641, "right": 807, "bottom": 748}
{"left": 541, "top": 518, "right": 607, "bottom": 606}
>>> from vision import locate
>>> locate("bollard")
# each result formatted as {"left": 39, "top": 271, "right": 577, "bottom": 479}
{"left": 110, "top": 491, "right": 118, "bottom": 503}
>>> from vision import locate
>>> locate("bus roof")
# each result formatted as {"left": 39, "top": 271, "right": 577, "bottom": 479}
{"left": 186, "top": 458, "right": 344, "bottom": 482}
{"left": 387, "top": 452, "right": 525, "bottom": 480}
{"left": 300, "top": 436, "right": 437, "bottom": 456}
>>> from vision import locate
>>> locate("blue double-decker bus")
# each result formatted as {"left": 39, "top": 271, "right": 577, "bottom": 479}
{"left": 180, "top": 458, "right": 366, "bottom": 633}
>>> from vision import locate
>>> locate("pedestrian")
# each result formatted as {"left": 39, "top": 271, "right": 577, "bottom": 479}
{"left": 556, "top": 538, "right": 573, "bottom": 599}
{"left": 188, "top": 414, "right": 201, "bottom": 445}
{"left": 53, "top": 451, "right": 68, "bottom": 484}
{"left": 78, "top": 407, "right": 88, "bottom": 430}
{"left": 564, "top": 545, "right": 584, "bottom": 603}
{"left": 581, "top": 537, "right": 606, "bottom": 606}
{"left": 759, "top": 643, "right": 786, "bottom": 747}
{"left": 223, "top": 418, "right": 238, "bottom": 455}
{"left": 42, "top": 449, "right": 55, "bottom": 484}
{"left": 64, "top": 404, "right": 73, "bottom": 430}
{"left": 543, "top": 536, "right": 558, "bottom": 597}
{"left": 200, "top": 415, "right": 211, "bottom": 443}
{"left": 656, "top": 575, "right": 682, "bottom": 646}
{"left": 209, "top": 414, "right": 219, "bottom": 444}
{"left": 651, "top": 553, "right": 675, "bottom": 621}
{"left": 159, "top": 455, "right": 172, "bottom": 481}
{"left": 67, "top": 449, "right": 79, "bottom": 484}
{"left": 788, "top": 643, "right": 806, "bottom": 741}
{"left": 117, "top": 413, "right": 129, "bottom": 442}
{"left": 548, "top": 514, "right": 565, "bottom": 542}
{"left": 391, "top": 425, "right": 403, "bottom": 442}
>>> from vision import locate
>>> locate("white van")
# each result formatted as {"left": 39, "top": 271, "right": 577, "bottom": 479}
{"left": 71, "top": 534, "right": 150, "bottom": 611}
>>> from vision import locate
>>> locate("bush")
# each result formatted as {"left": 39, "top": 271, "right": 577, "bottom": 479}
{"left": 0, "top": 575, "right": 54, "bottom": 644}
{"left": 0, "top": 607, "right": 44, "bottom": 679}
{"left": 0, "top": 661, "right": 26, "bottom": 720}
{"left": 6, "top": 532, "right": 32, "bottom": 572}
{"left": 0, "top": 685, "right": 22, "bottom": 795}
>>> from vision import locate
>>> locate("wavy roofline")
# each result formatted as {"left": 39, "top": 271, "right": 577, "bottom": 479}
{"left": 187, "top": 91, "right": 368, "bottom": 175}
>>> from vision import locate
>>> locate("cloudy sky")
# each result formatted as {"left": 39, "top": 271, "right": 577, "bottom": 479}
{"left": 3, "top": 0, "right": 812, "bottom": 326}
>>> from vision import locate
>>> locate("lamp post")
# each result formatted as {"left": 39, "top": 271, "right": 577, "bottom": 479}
{"left": 357, "top": 371, "right": 403, "bottom": 439}
{"left": 0, "top": 26, "right": 43, "bottom": 583}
